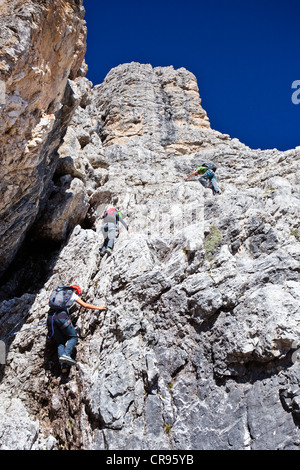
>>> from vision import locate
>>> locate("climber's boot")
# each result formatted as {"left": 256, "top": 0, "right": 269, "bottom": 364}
{"left": 59, "top": 354, "right": 76, "bottom": 366}
{"left": 100, "top": 246, "right": 107, "bottom": 256}
{"left": 61, "top": 363, "right": 70, "bottom": 374}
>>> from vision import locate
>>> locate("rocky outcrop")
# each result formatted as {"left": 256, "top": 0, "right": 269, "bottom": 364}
{"left": 0, "top": 0, "right": 87, "bottom": 278}
{"left": 94, "top": 62, "right": 210, "bottom": 149}
{"left": 0, "top": 53, "right": 300, "bottom": 450}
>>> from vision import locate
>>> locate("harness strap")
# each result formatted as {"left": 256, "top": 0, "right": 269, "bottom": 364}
{"left": 47, "top": 308, "right": 70, "bottom": 339}
{"left": 48, "top": 312, "right": 56, "bottom": 339}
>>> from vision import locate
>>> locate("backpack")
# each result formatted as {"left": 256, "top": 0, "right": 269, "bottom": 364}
{"left": 202, "top": 162, "right": 217, "bottom": 172}
{"left": 49, "top": 286, "right": 75, "bottom": 311}
{"left": 103, "top": 207, "right": 117, "bottom": 217}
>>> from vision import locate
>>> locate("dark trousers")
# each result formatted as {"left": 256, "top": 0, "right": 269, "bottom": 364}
{"left": 48, "top": 312, "right": 78, "bottom": 359}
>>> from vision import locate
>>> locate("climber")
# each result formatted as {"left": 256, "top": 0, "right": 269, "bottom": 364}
{"left": 47, "top": 285, "right": 106, "bottom": 372}
{"left": 184, "top": 162, "right": 221, "bottom": 195}
{"left": 100, "top": 207, "right": 129, "bottom": 256}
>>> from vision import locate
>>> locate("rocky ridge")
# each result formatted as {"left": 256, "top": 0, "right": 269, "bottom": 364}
{"left": 0, "top": 6, "right": 300, "bottom": 451}
{"left": 0, "top": 0, "right": 87, "bottom": 278}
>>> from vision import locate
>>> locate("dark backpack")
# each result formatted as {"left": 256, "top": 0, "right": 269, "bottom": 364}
{"left": 49, "top": 286, "right": 75, "bottom": 312}
{"left": 202, "top": 162, "right": 217, "bottom": 172}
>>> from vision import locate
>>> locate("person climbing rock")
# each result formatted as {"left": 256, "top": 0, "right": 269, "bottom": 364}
{"left": 184, "top": 162, "right": 221, "bottom": 195}
{"left": 47, "top": 285, "right": 106, "bottom": 373}
{"left": 100, "top": 207, "right": 129, "bottom": 256}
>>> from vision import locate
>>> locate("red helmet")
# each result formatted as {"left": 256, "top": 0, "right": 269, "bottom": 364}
{"left": 70, "top": 284, "right": 82, "bottom": 296}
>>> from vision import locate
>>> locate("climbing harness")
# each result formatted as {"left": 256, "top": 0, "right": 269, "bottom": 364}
{"left": 47, "top": 311, "right": 72, "bottom": 339}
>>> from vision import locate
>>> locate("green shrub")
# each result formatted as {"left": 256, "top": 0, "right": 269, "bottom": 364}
{"left": 290, "top": 229, "right": 300, "bottom": 241}
{"left": 204, "top": 226, "right": 223, "bottom": 258}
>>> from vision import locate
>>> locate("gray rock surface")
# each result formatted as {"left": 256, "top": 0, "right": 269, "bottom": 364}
{"left": 0, "top": 43, "right": 299, "bottom": 450}
{"left": 0, "top": 0, "right": 87, "bottom": 277}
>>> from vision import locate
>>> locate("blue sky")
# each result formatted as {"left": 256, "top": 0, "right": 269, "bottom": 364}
{"left": 84, "top": 0, "right": 300, "bottom": 151}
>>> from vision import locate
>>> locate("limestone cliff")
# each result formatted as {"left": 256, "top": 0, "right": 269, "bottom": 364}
{"left": 0, "top": 7, "right": 300, "bottom": 451}
{"left": 0, "top": 0, "right": 87, "bottom": 278}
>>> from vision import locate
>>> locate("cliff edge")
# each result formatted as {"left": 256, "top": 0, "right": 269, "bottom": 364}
{"left": 0, "top": 3, "right": 299, "bottom": 451}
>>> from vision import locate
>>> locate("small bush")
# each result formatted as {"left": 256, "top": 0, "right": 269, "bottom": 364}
{"left": 290, "top": 229, "right": 300, "bottom": 241}
{"left": 204, "top": 226, "right": 223, "bottom": 258}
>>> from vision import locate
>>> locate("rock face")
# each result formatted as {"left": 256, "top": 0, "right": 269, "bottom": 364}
{"left": 0, "top": 0, "right": 87, "bottom": 278}
{"left": 0, "top": 26, "right": 300, "bottom": 450}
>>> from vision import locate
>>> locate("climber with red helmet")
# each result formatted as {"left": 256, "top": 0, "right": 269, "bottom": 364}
{"left": 100, "top": 207, "right": 129, "bottom": 256}
{"left": 47, "top": 284, "right": 105, "bottom": 373}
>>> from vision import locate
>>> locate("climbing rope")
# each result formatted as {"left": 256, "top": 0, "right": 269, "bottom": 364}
{"left": 0, "top": 319, "right": 47, "bottom": 342}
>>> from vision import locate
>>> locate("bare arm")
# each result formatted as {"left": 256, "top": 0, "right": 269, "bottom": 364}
{"left": 119, "top": 216, "right": 129, "bottom": 231}
{"left": 184, "top": 170, "right": 199, "bottom": 181}
{"left": 76, "top": 298, "right": 106, "bottom": 311}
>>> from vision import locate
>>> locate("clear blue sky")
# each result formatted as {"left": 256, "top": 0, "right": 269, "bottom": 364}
{"left": 84, "top": 0, "right": 300, "bottom": 151}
